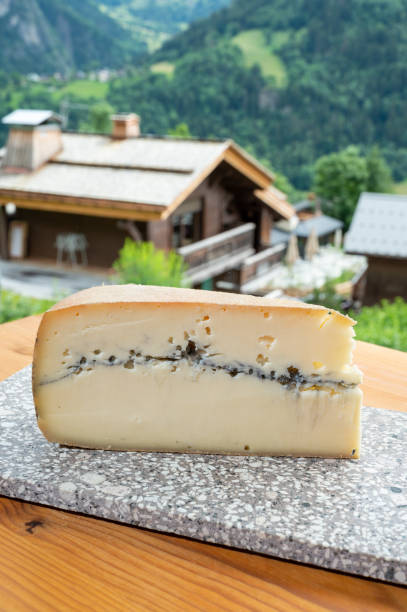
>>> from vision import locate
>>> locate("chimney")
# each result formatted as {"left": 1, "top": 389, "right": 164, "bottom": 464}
{"left": 111, "top": 113, "right": 140, "bottom": 139}
{"left": 1, "top": 109, "right": 63, "bottom": 172}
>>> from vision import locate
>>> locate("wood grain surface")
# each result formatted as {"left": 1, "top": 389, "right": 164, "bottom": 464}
{"left": 0, "top": 315, "right": 406, "bottom": 611}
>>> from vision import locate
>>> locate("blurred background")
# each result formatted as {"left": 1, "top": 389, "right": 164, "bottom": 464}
{"left": 0, "top": 0, "right": 406, "bottom": 351}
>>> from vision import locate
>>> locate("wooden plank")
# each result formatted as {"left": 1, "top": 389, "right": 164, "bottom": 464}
{"left": 354, "top": 340, "right": 407, "bottom": 412}
{"left": 0, "top": 197, "right": 163, "bottom": 222}
{"left": 1, "top": 497, "right": 406, "bottom": 612}
{"left": 0, "top": 205, "right": 8, "bottom": 259}
{"left": 364, "top": 256, "right": 407, "bottom": 304}
{"left": 147, "top": 219, "right": 172, "bottom": 251}
{"left": 13, "top": 208, "right": 133, "bottom": 268}
{"left": 0, "top": 317, "right": 406, "bottom": 610}
{"left": 224, "top": 147, "right": 271, "bottom": 189}
{"left": 0, "top": 315, "right": 41, "bottom": 380}
{"left": 259, "top": 206, "right": 272, "bottom": 248}
{"left": 202, "top": 193, "right": 222, "bottom": 238}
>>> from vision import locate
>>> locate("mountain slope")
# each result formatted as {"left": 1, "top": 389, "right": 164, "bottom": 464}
{"left": 108, "top": 0, "right": 407, "bottom": 187}
{"left": 100, "top": 0, "right": 231, "bottom": 51}
{"left": 0, "top": 0, "right": 145, "bottom": 74}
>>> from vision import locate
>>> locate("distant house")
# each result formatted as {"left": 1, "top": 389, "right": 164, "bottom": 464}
{"left": 0, "top": 109, "right": 295, "bottom": 291}
{"left": 271, "top": 199, "right": 343, "bottom": 254}
{"left": 345, "top": 192, "right": 407, "bottom": 304}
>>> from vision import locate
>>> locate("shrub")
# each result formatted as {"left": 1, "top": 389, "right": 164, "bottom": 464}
{"left": 0, "top": 290, "right": 55, "bottom": 324}
{"left": 113, "top": 239, "right": 189, "bottom": 287}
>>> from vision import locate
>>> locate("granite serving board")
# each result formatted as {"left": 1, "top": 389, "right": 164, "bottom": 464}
{"left": 0, "top": 366, "right": 406, "bottom": 585}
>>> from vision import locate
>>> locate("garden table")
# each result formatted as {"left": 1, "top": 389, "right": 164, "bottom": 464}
{"left": 0, "top": 314, "right": 406, "bottom": 611}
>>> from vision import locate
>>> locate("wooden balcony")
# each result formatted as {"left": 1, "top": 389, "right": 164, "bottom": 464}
{"left": 240, "top": 244, "right": 286, "bottom": 284}
{"left": 178, "top": 223, "right": 255, "bottom": 284}
{"left": 239, "top": 243, "right": 286, "bottom": 293}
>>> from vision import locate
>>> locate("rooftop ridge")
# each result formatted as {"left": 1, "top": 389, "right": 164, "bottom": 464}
{"left": 61, "top": 129, "right": 228, "bottom": 144}
{"left": 50, "top": 159, "right": 194, "bottom": 175}
{"left": 360, "top": 191, "right": 407, "bottom": 201}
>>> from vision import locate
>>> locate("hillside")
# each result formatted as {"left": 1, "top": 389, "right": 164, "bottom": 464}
{"left": 108, "top": 0, "right": 407, "bottom": 188}
{"left": 0, "top": 0, "right": 145, "bottom": 75}
{"left": 100, "top": 0, "right": 231, "bottom": 51}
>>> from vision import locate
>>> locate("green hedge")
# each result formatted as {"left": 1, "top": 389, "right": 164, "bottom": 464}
{"left": 0, "top": 290, "right": 55, "bottom": 324}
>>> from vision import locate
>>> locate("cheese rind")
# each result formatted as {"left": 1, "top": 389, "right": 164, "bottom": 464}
{"left": 32, "top": 285, "right": 362, "bottom": 457}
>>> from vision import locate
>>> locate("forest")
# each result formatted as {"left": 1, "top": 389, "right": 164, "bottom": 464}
{"left": 110, "top": 0, "right": 407, "bottom": 188}
{"left": 1, "top": 0, "right": 407, "bottom": 192}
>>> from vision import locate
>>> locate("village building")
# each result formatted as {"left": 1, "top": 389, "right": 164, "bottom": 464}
{"left": 345, "top": 192, "right": 407, "bottom": 304}
{"left": 271, "top": 200, "right": 343, "bottom": 256}
{"left": 0, "top": 109, "right": 295, "bottom": 291}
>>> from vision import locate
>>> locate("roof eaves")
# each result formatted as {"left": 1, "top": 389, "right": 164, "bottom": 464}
{"left": 227, "top": 140, "right": 275, "bottom": 182}
{"left": 254, "top": 188, "right": 295, "bottom": 220}
{"left": 0, "top": 188, "right": 166, "bottom": 221}
{"left": 161, "top": 146, "right": 229, "bottom": 219}
{"left": 2, "top": 109, "right": 63, "bottom": 126}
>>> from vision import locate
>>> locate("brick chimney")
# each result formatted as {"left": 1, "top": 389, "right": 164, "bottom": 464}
{"left": 1, "top": 109, "right": 63, "bottom": 172}
{"left": 111, "top": 113, "right": 140, "bottom": 139}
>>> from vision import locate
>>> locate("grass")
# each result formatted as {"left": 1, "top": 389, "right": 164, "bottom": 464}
{"left": 9, "top": 90, "right": 23, "bottom": 106}
{"left": 54, "top": 80, "right": 109, "bottom": 101}
{"left": 350, "top": 297, "right": 407, "bottom": 352}
{"left": 232, "top": 29, "right": 287, "bottom": 87}
{"left": 0, "top": 290, "right": 55, "bottom": 324}
{"left": 150, "top": 61, "right": 175, "bottom": 76}
{"left": 270, "top": 30, "right": 291, "bottom": 49}
{"left": 393, "top": 180, "right": 407, "bottom": 195}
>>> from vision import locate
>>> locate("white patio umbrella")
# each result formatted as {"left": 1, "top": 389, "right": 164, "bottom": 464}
{"left": 285, "top": 233, "right": 299, "bottom": 265}
{"left": 305, "top": 228, "right": 319, "bottom": 261}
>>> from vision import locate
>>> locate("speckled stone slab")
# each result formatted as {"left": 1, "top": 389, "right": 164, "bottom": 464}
{"left": 0, "top": 366, "right": 406, "bottom": 585}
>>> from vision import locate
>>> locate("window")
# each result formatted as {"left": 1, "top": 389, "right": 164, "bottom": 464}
{"left": 172, "top": 199, "right": 202, "bottom": 248}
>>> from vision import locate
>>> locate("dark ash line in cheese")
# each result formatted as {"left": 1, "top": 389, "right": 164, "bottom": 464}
{"left": 38, "top": 340, "right": 356, "bottom": 391}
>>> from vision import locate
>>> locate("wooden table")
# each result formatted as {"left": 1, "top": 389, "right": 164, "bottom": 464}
{"left": 0, "top": 315, "right": 406, "bottom": 611}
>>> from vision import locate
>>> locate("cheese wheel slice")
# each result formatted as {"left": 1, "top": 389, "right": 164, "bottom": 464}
{"left": 32, "top": 284, "right": 362, "bottom": 457}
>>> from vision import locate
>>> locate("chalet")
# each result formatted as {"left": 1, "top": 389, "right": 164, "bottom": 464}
{"left": 0, "top": 109, "right": 295, "bottom": 291}
{"left": 345, "top": 192, "right": 407, "bottom": 304}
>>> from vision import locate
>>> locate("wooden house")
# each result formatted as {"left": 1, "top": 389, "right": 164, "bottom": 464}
{"left": 345, "top": 192, "right": 407, "bottom": 304}
{"left": 0, "top": 109, "right": 295, "bottom": 291}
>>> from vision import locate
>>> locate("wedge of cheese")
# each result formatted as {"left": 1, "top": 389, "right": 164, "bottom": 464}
{"left": 32, "top": 284, "right": 362, "bottom": 457}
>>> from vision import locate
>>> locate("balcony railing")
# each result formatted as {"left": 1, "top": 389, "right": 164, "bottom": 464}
{"left": 178, "top": 223, "right": 255, "bottom": 284}
{"left": 240, "top": 243, "right": 286, "bottom": 285}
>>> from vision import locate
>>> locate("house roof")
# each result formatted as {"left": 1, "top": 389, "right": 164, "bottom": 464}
{"left": 271, "top": 214, "right": 343, "bottom": 245}
{"left": 345, "top": 192, "right": 407, "bottom": 258}
{"left": 254, "top": 188, "right": 295, "bottom": 220}
{"left": 294, "top": 200, "right": 314, "bottom": 213}
{"left": 0, "top": 163, "right": 189, "bottom": 207}
{"left": 55, "top": 133, "right": 227, "bottom": 173}
{"left": 2, "top": 109, "right": 62, "bottom": 126}
{"left": 295, "top": 214, "right": 343, "bottom": 238}
{"left": 0, "top": 126, "right": 295, "bottom": 221}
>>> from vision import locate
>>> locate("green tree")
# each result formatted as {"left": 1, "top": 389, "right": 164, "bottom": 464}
{"left": 80, "top": 102, "right": 114, "bottom": 133}
{"left": 168, "top": 122, "right": 192, "bottom": 138}
{"left": 255, "top": 154, "right": 303, "bottom": 202}
{"left": 113, "top": 240, "right": 189, "bottom": 287}
{"left": 313, "top": 146, "right": 369, "bottom": 228}
{"left": 366, "top": 146, "right": 393, "bottom": 193}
